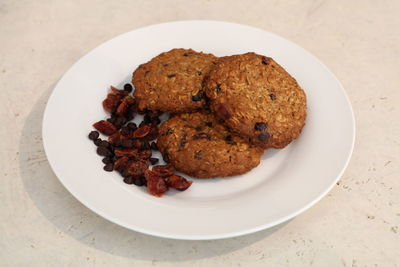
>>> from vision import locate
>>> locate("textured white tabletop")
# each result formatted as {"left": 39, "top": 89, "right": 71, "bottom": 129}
{"left": 1, "top": 1, "right": 399, "bottom": 266}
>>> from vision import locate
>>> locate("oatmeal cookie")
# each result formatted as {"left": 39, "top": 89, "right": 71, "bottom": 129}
{"left": 157, "top": 111, "right": 263, "bottom": 178}
{"left": 132, "top": 48, "right": 217, "bottom": 113}
{"left": 205, "top": 53, "right": 307, "bottom": 149}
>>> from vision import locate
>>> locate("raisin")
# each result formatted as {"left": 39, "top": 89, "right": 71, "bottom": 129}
{"left": 193, "top": 132, "right": 211, "bottom": 140}
{"left": 194, "top": 151, "right": 202, "bottom": 160}
{"left": 123, "top": 177, "right": 134, "bottom": 184}
{"left": 258, "top": 133, "right": 270, "bottom": 142}
{"left": 113, "top": 117, "right": 127, "bottom": 128}
{"left": 88, "top": 131, "right": 99, "bottom": 140}
{"left": 254, "top": 122, "right": 268, "bottom": 131}
{"left": 140, "top": 141, "right": 150, "bottom": 150}
{"left": 150, "top": 142, "right": 158, "bottom": 150}
{"left": 120, "top": 126, "right": 131, "bottom": 136}
{"left": 215, "top": 84, "right": 221, "bottom": 93}
{"left": 107, "top": 117, "right": 117, "bottom": 124}
{"left": 125, "top": 106, "right": 136, "bottom": 121}
{"left": 123, "top": 84, "right": 133, "bottom": 92}
{"left": 103, "top": 163, "right": 114, "bottom": 172}
{"left": 269, "top": 94, "right": 276, "bottom": 100}
{"left": 93, "top": 120, "right": 118, "bottom": 136}
{"left": 140, "top": 176, "right": 147, "bottom": 186}
{"left": 180, "top": 133, "right": 188, "bottom": 148}
{"left": 163, "top": 152, "right": 170, "bottom": 163}
{"left": 262, "top": 56, "right": 269, "bottom": 65}
{"left": 99, "top": 140, "right": 110, "bottom": 148}
{"left": 127, "top": 122, "right": 137, "bottom": 130}
{"left": 191, "top": 91, "right": 204, "bottom": 102}
{"left": 205, "top": 121, "right": 213, "bottom": 127}
{"left": 139, "top": 120, "right": 148, "bottom": 128}
{"left": 102, "top": 157, "right": 113, "bottom": 164}
{"left": 133, "top": 177, "right": 144, "bottom": 186}
{"left": 151, "top": 117, "right": 161, "bottom": 125}
{"left": 167, "top": 74, "right": 176, "bottom": 78}
{"left": 94, "top": 138, "right": 102, "bottom": 146}
{"left": 97, "top": 146, "right": 112, "bottom": 157}
{"left": 225, "top": 135, "right": 234, "bottom": 144}
{"left": 149, "top": 158, "right": 159, "bottom": 165}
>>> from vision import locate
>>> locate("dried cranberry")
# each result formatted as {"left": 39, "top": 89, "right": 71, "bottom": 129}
{"left": 152, "top": 164, "right": 174, "bottom": 178}
{"left": 113, "top": 156, "right": 130, "bottom": 171}
{"left": 115, "top": 97, "right": 135, "bottom": 117}
{"left": 114, "top": 148, "right": 138, "bottom": 158}
{"left": 133, "top": 125, "right": 151, "bottom": 138}
{"left": 127, "top": 160, "right": 149, "bottom": 178}
{"left": 138, "top": 149, "right": 152, "bottom": 160}
{"left": 93, "top": 120, "right": 118, "bottom": 136}
{"left": 165, "top": 175, "right": 192, "bottom": 191}
{"left": 145, "top": 170, "right": 168, "bottom": 197}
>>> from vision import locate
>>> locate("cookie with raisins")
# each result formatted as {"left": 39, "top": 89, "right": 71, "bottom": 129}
{"left": 132, "top": 48, "right": 217, "bottom": 113}
{"left": 204, "top": 52, "right": 307, "bottom": 149}
{"left": 157, "top": 111, "right": 263, "bottom": 178}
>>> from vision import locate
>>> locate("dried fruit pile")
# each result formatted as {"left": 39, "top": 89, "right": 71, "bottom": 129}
{"left": 88, "top": 84, "right": 192, "bottom": 197}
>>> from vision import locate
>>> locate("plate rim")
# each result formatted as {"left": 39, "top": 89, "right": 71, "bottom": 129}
{"left": 42, "top": 20, "right": 356, "bottom": 240}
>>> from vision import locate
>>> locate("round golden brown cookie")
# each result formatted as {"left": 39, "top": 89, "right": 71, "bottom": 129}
{"left": 132, "top": 48, "right": 217, "bottom": 113}
{"left": 205, "top": 53, "right": 307, "bottom": 149}
{"left": 157, "top": 111, "right": 263, "bottom": 178}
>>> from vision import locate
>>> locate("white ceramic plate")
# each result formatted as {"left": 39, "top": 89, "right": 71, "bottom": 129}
{"left": 43, "top": 21, "right": 355, "bottom": 240}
